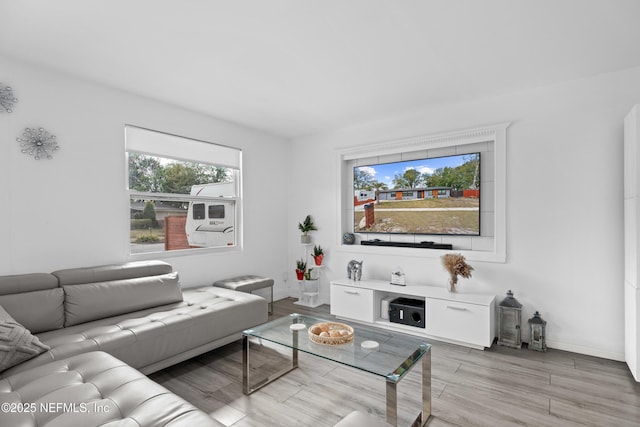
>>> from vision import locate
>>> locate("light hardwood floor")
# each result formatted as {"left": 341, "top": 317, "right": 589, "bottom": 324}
{"left": 150, "top": 298, "right": 640, "bottom": 426}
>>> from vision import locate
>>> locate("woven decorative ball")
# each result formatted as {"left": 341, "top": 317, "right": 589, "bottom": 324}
{"left": 308, "top": 322, "right": 354, "bottom": 345}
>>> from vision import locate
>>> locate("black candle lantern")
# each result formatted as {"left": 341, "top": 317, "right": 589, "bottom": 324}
{"left": 528, "top": 311, "right": 547, "bottom": 352}
{"left": 497, "top": 290, "right": 522, "bottom": 349}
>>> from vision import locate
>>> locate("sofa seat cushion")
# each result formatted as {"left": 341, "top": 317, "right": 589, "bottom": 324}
{"left": 213, "top": 275, "right": 274, "bottom": 293}
{"left": 0, "top": 351, "right": 222, "bottom": 427}
{"left": 0, "top": 305, "right": 50, "bottom": 371}
{"left": 2, "top": 287, "right": 267, "bottom": 376}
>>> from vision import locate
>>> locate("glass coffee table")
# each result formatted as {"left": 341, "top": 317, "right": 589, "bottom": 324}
{"left": 243, "top": 313, "right": 431, "bottom": 427}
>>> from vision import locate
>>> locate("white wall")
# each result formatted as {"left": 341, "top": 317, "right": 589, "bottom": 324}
{"left": 0, "top": 56, "right": 290, "bottom": 300}
{"left": 288, "top": 66, "right": 640, "bottom": 361}
{"left": 3, "top": 54, "right": 640, "bottom": 361}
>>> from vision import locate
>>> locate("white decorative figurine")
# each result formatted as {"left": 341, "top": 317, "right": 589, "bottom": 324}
{"left": 347, "top": 260, "right": 363, "bottom": 281}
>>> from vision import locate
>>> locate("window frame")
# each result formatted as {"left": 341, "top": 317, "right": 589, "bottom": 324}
{"left": 125, "top": 125, "right": 242, "bottom": 258}
{"left": 336, "top": 123, "right": 509, "bottom": 263}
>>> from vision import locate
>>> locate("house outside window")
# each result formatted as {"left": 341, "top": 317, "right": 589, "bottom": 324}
{"left": 125, "top": 125, "right": 242, "bottom": 256}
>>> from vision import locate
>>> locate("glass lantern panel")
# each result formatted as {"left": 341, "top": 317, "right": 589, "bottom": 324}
{"left": 500, "top": 310, "right": 520, "bottom": 341}
{"left": 532, "top": 326, "right": 541, "bottom": 341}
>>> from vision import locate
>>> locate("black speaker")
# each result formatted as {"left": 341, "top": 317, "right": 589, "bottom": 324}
{"left": 389, "top": 297, "right": 425, "bottom": 328}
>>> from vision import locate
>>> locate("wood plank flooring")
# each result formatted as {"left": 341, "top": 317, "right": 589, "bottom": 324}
{"left": 150, "top": 298, "right": 640, "bottom": 426}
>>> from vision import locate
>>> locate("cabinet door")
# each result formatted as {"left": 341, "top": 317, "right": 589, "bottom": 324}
{"left": 330, "top": 284, "right": 374, "bottom": 323}
{"left": 427, "top": 298, "right": 491, "bottom": 348}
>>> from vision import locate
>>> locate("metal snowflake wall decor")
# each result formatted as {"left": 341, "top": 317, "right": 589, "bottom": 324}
{"left": 0, "top": 84, "right": 18, "bottom": 113}
{"left": 17, "top": 127, "right": 60, "bottom": 160}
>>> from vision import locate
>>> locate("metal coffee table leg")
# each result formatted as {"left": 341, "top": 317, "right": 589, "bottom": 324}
{"left": 385, "top": 350, "right": 431, "bottom": 427}
{"left": 243, "top": 331, "right": 299, "bottom": 395}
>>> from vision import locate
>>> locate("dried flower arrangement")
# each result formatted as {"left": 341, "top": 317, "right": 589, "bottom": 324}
{"left": 442, "top": 253, "right": 474, "bottom": 292}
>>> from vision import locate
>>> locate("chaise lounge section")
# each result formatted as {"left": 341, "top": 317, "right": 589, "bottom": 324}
{"left": 0, "top": 260, "right": 269, "bottom": 426}
{"left": 0, "top": 351, "right": 225, "bottom": 427}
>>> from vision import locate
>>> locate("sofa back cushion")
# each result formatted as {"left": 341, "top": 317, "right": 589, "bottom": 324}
{"left": 63, "top": 272, "right": 183, "bottom": 326}
{"left": 52, "top": 260, "right": 173, "bottom": 286}
{"left": 0, "top": 273, "right": 59, "bottom": 295}
{"left": 0, "top": 273, "right": 64, "bottom": 334}
{"left": 0, "top": 289, "right": 65, "bottom": 334}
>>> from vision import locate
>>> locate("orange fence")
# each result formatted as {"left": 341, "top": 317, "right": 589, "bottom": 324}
{"left": 164, "top": 216, "right": 191, "bottom": 250}
{"left": 364, "top": 203, "right": 375, "bottom": 228}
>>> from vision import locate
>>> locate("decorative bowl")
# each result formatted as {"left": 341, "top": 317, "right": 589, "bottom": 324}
{"left": 308, "top": 322, "right": 354, "bottom": 345}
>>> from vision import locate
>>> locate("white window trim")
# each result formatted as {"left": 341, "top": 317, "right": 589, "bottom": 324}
{"left": 336, "top": 122, "right": 509, "bottom": 263}
{"left": 125, "top": 125, "right": 243, "bottom": 259}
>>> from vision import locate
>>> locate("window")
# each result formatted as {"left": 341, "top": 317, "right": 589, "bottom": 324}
{"left": 208, "top": 205, "right": 225, "bottom": 219}
{"left": 125, "top": 125, "right": 242, "bottom": 255}
{"left": 192, "top": 203, "right": 206, "bottom": 220}
{"left": 338, "top": 123, "right": 508, "bottom": 262}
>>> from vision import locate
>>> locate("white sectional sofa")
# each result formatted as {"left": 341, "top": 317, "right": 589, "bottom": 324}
{"left": 0, "top": 260, "right": 268, "bottom": 427}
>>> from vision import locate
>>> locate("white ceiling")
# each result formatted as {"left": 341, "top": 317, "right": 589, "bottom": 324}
{"left": 2, "top": 0, "right": 640, "bottom": 139}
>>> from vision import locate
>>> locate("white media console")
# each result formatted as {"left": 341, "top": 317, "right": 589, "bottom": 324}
{"left": 330, "top": 278, "right": 496, "bottom": 349}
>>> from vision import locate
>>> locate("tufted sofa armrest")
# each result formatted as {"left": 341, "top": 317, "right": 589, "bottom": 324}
{"left": 0, "top": 351, "right": 222, "bottom": 427}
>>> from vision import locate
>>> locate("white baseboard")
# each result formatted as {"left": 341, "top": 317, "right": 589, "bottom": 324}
{"left": 546, "top": 339, "right": 625, "bottom": 362}
{"left": 273, "top": 288, "right": 294, "bottom": 302}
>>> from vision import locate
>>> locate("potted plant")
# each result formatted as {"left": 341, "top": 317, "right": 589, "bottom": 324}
{"left": 295, "top": 258, "right": 307, "bottom": 281}
{"left": 298, "top": 214, "right": 317, "bottom": 244}
{"left": 304, "top": 268, "right": 314, "bottom": 281}
{"left": 311, "top": 245, "right": 324, "bottom": 266}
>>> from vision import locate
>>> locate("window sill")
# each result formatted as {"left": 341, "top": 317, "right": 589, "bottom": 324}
{"left": 129, "top": 245, "right": 242, "bottom": 261}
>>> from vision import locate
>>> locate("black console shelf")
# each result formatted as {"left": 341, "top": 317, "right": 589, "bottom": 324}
{"left": 360, "top": 240, "right": 453, "bottom": 250}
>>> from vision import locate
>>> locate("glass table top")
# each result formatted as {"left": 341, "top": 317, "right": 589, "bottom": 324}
{"left": 244, "top": 313, "right": 431, "bottom": 383}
